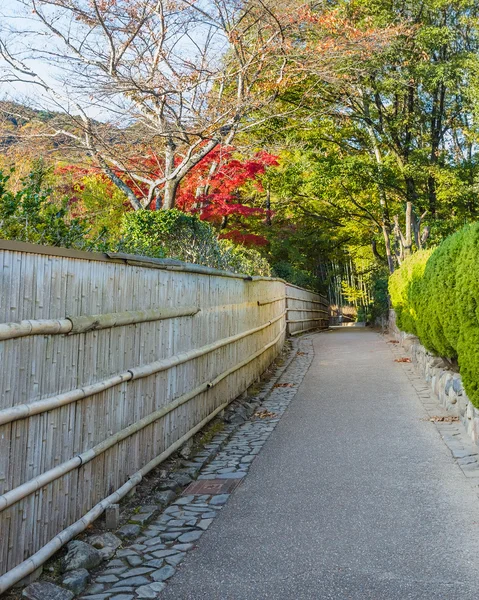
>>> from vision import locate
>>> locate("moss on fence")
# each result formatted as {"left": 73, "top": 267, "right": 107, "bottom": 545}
{"left": 389, "top": 222, "right": 479, "bottom": 407}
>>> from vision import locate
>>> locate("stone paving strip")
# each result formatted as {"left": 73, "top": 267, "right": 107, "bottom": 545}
{"left": 387, "top": 334, "right": 479, "bottom": 490}
{"left": 77, "top": 336, "right": 315, "bottom": 599}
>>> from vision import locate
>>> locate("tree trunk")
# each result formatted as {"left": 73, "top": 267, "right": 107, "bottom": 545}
{"left": 382, "top": 223, "right": 395, "bottom": 274}
{"left": 265, "top": 185, "right": 272, "bottom": 226}
{"left": 403, "top": 202, "right": 413, "bottom": 257}
{"left": 360, "top": 89, "right": 395, "bottom": 273}
{"left": 162, "top": 178, "right": 180, "bottom": 210}
{"left": 161, "top": 137, "right": 178, "bottom": 210}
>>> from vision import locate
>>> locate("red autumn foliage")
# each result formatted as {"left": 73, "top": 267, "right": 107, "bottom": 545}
{"left": 54, "top": 146, "right": 277, "bottom": 245}
{"left": 176, "top": 146, "right": 278, "bottom": 222}
{"left": 219, "top": 230, "right": 269, "bottom": 247}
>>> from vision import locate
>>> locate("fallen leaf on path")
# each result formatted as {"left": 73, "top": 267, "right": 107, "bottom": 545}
{"left": 387, "top": 340, "right": 399, "bottom": 344}
{"left": 274, "top": 382, "right": 294, "bottom": 388}
{"left": 395, "top": 357, "right": 412, "bottom": 363}
{"left": 427, "top": 415, "right": 459, "bottom": 422}
{"left": 296, "top": 351, "right": 306, "bottom": 356}
{"left": 255, "top": 410, "right": 277, "bottom": 419}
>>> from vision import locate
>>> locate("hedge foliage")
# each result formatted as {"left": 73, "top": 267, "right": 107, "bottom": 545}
{"left": 389, "top": 223, "right": 479, "bottom": 407}
{"left": 119, "top": 210, "right": 271, "bottom": 276}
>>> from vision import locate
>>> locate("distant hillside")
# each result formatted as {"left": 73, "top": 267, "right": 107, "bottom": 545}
{"left": 0, "top": 101, "right": 78, "bottom": 154}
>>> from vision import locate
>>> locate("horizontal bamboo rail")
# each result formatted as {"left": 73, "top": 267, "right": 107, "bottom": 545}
{"left": 286, "top": 296, "right": 328, "bottom": 305}
{"left": 290, "top": 325, "right": 330, "bottom": 336}
{"left": 257, "top": 296, "right": 285, "bottom": 306}
{"left": 287, "top": 308, "right": 329, "bottom": 314}
{"left": 286, "top": 318, "right": 328, "bottom": 324}
{"left": 0, "top": 307, "right": 200, "bottom": 341}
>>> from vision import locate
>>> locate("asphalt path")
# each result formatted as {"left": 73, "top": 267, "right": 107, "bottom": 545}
{"left": 162, "top": 329, "right": 479, "bottom": 599}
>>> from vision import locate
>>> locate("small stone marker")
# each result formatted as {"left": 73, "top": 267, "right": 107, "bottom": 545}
{"left": 105, "top": 504, "right": 120, "bottom": 529}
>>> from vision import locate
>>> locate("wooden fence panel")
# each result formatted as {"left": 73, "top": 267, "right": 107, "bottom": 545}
{"left": 0, "top": 241, "right": 328, "bottom": 591}
{"left": 285, "top": 283, "right": 329, "bottom": 335}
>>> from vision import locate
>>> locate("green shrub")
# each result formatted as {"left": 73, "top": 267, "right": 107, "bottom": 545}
{"left": 454, "top": 223, "right": 479, "bottom": 404}
{"left": 118, "top": 209, "right": 272, "bottom": 275}
{"left": 369, "top": 270, "right": 390, "bottom": 323}
{"left": 0, "top": 166, "right": 89, "bottom": 248}
{"left": 219, "top": 240, "right": 271, "bottom": 276}
{"left": 389, "top": 222, "right": 479, "bottom": 407}
{"left": 414, "top": 227, "right": 468, "bottom": 358}
{"left": 271, "top": 261, "right": 318, "bottom": 290}
{"left": 119, "top": 209, "right": 217, "bottom": 263}
{"left": 388, "top": 249, "right": 432, "bottom": 335}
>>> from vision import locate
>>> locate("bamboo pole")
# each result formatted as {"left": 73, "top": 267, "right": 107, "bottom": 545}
{"left": 286, "top": 296, "right": 328, "bottom": 305}
{"left": 0, "top": 307, "right": 200, "bottom": 341}
{"left": 286, "top": 318, "right": 326, "bottom": 324}
{"left": 0, "top": 372, "right": 133, "bottom": 425}
{"left": 69, "top": 306, "right": 200, "bottom": 334}
{"left": 287, "top": 308, "right": 329, "bottom": 314}
{"left": 290, "top": 325, "right": 329, "bottom": 336}
{"left": 257, "top": 297, "right": 285, "bottom": 306}
{"left": 0, "top": 319, "right": 71, "bottom": 341}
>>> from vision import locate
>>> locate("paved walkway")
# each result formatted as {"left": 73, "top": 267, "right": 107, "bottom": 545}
{"left": 162, "top": 329, "right": 479, "bottom": 599}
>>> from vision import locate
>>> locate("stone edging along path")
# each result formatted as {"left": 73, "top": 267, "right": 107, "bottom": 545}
{"left": 385, "top": 333, "right": 479, "bottom": 500}
{"left": 389, "top": 325, "right": 479, "bottom": 447}
{"left": 60, "top": 336, "right": 315, "bottom": 600}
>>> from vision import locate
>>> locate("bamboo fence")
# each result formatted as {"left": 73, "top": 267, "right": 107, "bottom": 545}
{"left": 0, "top": 240, "right": 328, "bottom": 591}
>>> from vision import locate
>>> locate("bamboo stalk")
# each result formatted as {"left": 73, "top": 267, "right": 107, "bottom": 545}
{"left": 0, "top": 373, "right": 133, "bottom": 426}
{"left": 286, "top": 296, "right": 328, "bottom": 305}
{"left": 290, "top": 325, "right": 330, "bottom": 336}
{"left": 286, "top": 318, "right": 327, "bottom": 324}
{"left": 257, "top": 297, "right": 285, "bottom": 306}
{"left": 287, "top": 308, "right": 329, "bottom": 314}
{"left": 0, "top": 319, "right": 72, "bottom": 341}
{"left": 69, "top": 306, "right": 200, "bottom": 333}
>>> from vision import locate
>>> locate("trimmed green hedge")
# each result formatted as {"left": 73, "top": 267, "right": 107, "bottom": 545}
{"left": 119, "top": 209, "right": 271, "bottom": 276}
{"left": 389, "top": 223, "right": 479, "bottom": 407}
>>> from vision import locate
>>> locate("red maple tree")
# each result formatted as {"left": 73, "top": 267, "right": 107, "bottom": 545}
{"left": 55, "top": 145, "right": 278, "bottom": 246}
{"left": 177, "top": 146, "right": 277, "bottom": 233}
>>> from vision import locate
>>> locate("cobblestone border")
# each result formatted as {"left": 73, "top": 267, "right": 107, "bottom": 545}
{"left": 385, "top": 333, "right": 479, "bottom": 497}
{"left": 70, "top": 336, "right": 314, "bottom": 599}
